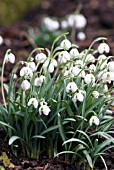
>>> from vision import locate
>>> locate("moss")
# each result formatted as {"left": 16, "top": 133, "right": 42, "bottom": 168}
{"left": 0, "top": 0, "right": 43, "bottom": 26}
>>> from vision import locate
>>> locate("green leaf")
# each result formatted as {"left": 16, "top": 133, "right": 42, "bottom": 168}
{"left": 99, "top": 155, "right": 108, "bottom": 170}
{"left": 58, "top": 113, "right": 66, "bottom": 142}
{"left": 9, "top": 136, "right": 20, "bottom": 145}
{"left": 41, "top": 125, "right": 60, "bottom": 135}
{"left": 0, "top": 121, "right": 16, "bottom": 132}
{"left": 31, "top": 135, "right": 45, "bottom": 139}
{"left": 83, "top": 150, "right": 93, "bottom": 168}
{"left": 3, "top": 83, "right": 9, "bottom": 94}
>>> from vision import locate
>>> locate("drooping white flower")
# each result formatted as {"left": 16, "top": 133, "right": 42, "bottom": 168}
{"left": 103, "top": 84, "right": 108, "bottom": 92}
{"left": 43, "top": 17, "right": 59, "bottom": 31}
{"left": 72, "top": 91, "right": 84, "bottom": 102}
{"left": 13, "top": 74, "right": 17, "bottom": 79}
{"left": 20, "top": 66, "right": 33, "bottom": 79}
{"left": 92, "top": 91, "right": 99, "bottom": 98}
{"left": 71, "top": 66, "right": 81, "bottom": 76}
{"left": 60, "top": 39, "right": 71, "bottom": 50}
{"left": 27, "top": 62, "right": 36, "bottom": 72}
{"left": 77, "top": 32, "right": 86, "bottom": 40}
{"left": 34, "top": 75, "right": 45, "bottom": 86}
{"left": 58, "top": 51, "right": 70, "bottom": 64}
{"left": 102, "top": 72, "right": 114, "bottom": 83}
{"left": 67, "top": 14, "right": 87, "bottom": 29}
{"left": 108, "top": 61, "right": 114, "bottom": 72}
{"left": 5, "top": 52, "right": 15, "bottom": 64}
{"left": 85, "top": 54, "right": 95, "bottom": 63}
{"left": 75, "top": 60, "right": 84, "bottom": 68}
{"left": 98, "top": 43, "right": 110, "bottom": 54}
{"left": 39, "top": 104, "right": 51, "bottom": 116}
{"left": 84, "top": 74, "right": 95, "bottom": 84}
{"left": 28, "top": 98, "right": 38, "bottom": 108}
{"left": 89, "top": 64, "right": 96, "bottom": 72}
{"left": 21, "top": 80, "right": 30, "bottom": 91}
{"left": 0, "top": 35, "right": 3, "bottom": 45}
{"left": 70, "top": 48, "right": 79, "bottom": 59}
{"left": 35, "top": 53, "right": 47, "bottom": 63}
{"left": 89, "top": 116, "right": 100, "bottom": 126}
{"left": 61, "top": 20, "right": 69, "bottom": 29}
{"left": 66, "top": 82, "right": 78, "bottom": 93}
{"left": 48, "top": 63, "right": 55, "bottom": 73}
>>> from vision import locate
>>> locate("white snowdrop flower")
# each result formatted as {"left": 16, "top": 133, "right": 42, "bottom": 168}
{"left": 89, "top": 116, "right": 100, "bottom": 126}
{"left": 64, "top": 70, "right": 70, "bottom": 76}
{"left": 77, "top": 32, "right": 86, "bottom": 40}
{"left": 70, "top": 48, "right": 79, "bottom": 59}
{"left": 48, "top": 63, "right": 54, "bottom": 73}
{"left": 79, "top": 50, "right": 88, "bottom": 59}
{"left": 43, "top": 17, "right": 59, "bottom": 31}
{"left": 13, "top": 74, "right": 17, "bottom": 79}
{"left": 92, "top": 91, "right": 99, "bottom": 98}
{"left": 98, "top": 43, "right": 110, "bottom": 54}
{"left": 39, "top": 104, "right": 51, "bottom": 116}
{"left": 103, "top": 84, "right": 108, "bottom": 92}
{"left": 5, "top": 52, "right": 15, "bottom": 64}
{"left": 98, "top": 54, "right": 107, "bottom": 65}
{"left": 21, "top": 80, "right": 30, "bottom": 91}
{"left": 66, "top": 82, "right": 78, "bottom": 93}
{"left": 67, "top": 14, "right": 87, "bottom": 29}
{"left": 71, "top": 66, "right": 81, "bottom": 76}
{"left": 89, "top": 64, "right": 96, "bottom": 72}
{"left": 51, "top": 58, "right": 57, "bottom": 67}
{"left": 72, "top": 92, "right": 84, "bottom": 102}
{"left": 0, "top": 35, "right": 3, "bottom": 45}
{"left": 20, "top": 66, "right": 33, "bottom": 79}
{"left": 75, "top": 60, "right": 84, "bottom": 68}
{"left": 97, "top": 69, "right": 107, "bottom": 79}
{"left": 27, "top": 62, "right": 36, "bottom": 72}
{"left": 85, "top": 54, "right": 95, "bottom": 63}
{"left": 28, "top": 98, "right": 38, "bottom": 108}
{"left": 108, "top": 61, "right": 114, "bottom": 72}
{"left": 60, "top": 39, "right": 71, "bottom": 50}
{"left": 61, "top": 20, "right": 69, "bottom": 29}
{"left": 85, "top": 74, "right": 95, "bottom": 84}
{"left": 34, "top": 75, "right": 45, "bottom": 86}
{"left": 35, "top": 53, "right": 47, "bottom": 63}
{"left": 58, "top": 51, "right": 70, "bottom": 64}
{"left": 102, "top": 72, "right": 114, "bottom": 83}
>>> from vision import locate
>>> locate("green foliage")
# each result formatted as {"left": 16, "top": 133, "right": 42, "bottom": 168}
{"left": 0, "top": 34, "right": 114, "bottom": 169}
{"left": 0, "top": 0, "right": 43, "bottom": 26}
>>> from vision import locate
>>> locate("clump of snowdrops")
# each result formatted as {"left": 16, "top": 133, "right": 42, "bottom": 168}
{"left": 29, "top": 10, "right": 87, "bottom": 47}
{"left": 0, "top": 33, "right": 114, "bottom": 170}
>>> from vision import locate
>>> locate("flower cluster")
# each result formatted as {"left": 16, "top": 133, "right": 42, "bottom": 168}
{"left": 1, "top": 35, "right": 114, "bottom": 169}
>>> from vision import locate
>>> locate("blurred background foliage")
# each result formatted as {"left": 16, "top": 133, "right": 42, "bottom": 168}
{"left": 0, "top": 0, "right": 43, "bottom": 26}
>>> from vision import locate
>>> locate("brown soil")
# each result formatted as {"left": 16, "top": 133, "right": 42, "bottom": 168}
{"left": 0, "top": 0, "right": 114, "bottom": 169}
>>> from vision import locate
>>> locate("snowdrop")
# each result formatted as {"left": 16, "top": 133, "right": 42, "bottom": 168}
{"left": 85, "top": 74, "right": 95, "bottom": 84}
{"left": 92, "top": 91, "right": 99, "bottom": 98}
{"left": 21, "top": 80, "right": 30, "bottom": 91}
{"left": 58, "top": 51, "right": 70, "bottom": 64}
{"left": 77, "top": 32, "right": 86, "bottom": 40}
{"left": 102, "top": 72, "right": 114, "bottom": 83}
{"left": 34, "top": 75, "right": 45, "bottom": 86}
{"left": 89, "top": 64, "right": 96, "bottom": 72}
{"left": 98, "top": 54, "right": 107, "bottom": 65}
{"left": 5, "top": 52, "right": 15, "bottom": 64}
{"left": 35, "top": 53, "right": 47, "bottom": 63}
{"left": 108, "top": 61, "right": 114, "bottom": 72}
{"left": 27, "top": 62, "right": 36, "bottom": 72}
{"left": 103, "top": 84, "right": 108, "bottom": 92}
{"left": 28, "top": 98, "right": 38, "bottom": 108}
{"left": 39, "top": 104, "right": 51, "bottom": 116}
{"left": 20, "top": 66, "right": 33, "bottom": 79}
{"left": 89, "top": 116, "right": 100, "bottom": 126}
{"left": 70, "top": 48, "right": 79, "bottom": 59}
{"left": 43, "top": 17, "right": 59, "bottom": 31}
{"left": 0, "top": 35, "right": 3, "bottom": 45}
{"left": 85, "top": 54, "right": 95, "bottom": 63}
{"left": 60, "top": 39, "right": 71, "bottom": 50}
{"left": 67, "top": 14, "right": 87, "bottom": 29}
{"left": 61, "top": 20, "right": 69, "bottom": 29}
{"left": 98, "top": 42, "right": 110, "bottom": 54}
{"left": 66, "top": 82, "right": 78, "bottom": 93}
{"left": 72, "top": 91, "right": 84, "bottom": 102}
